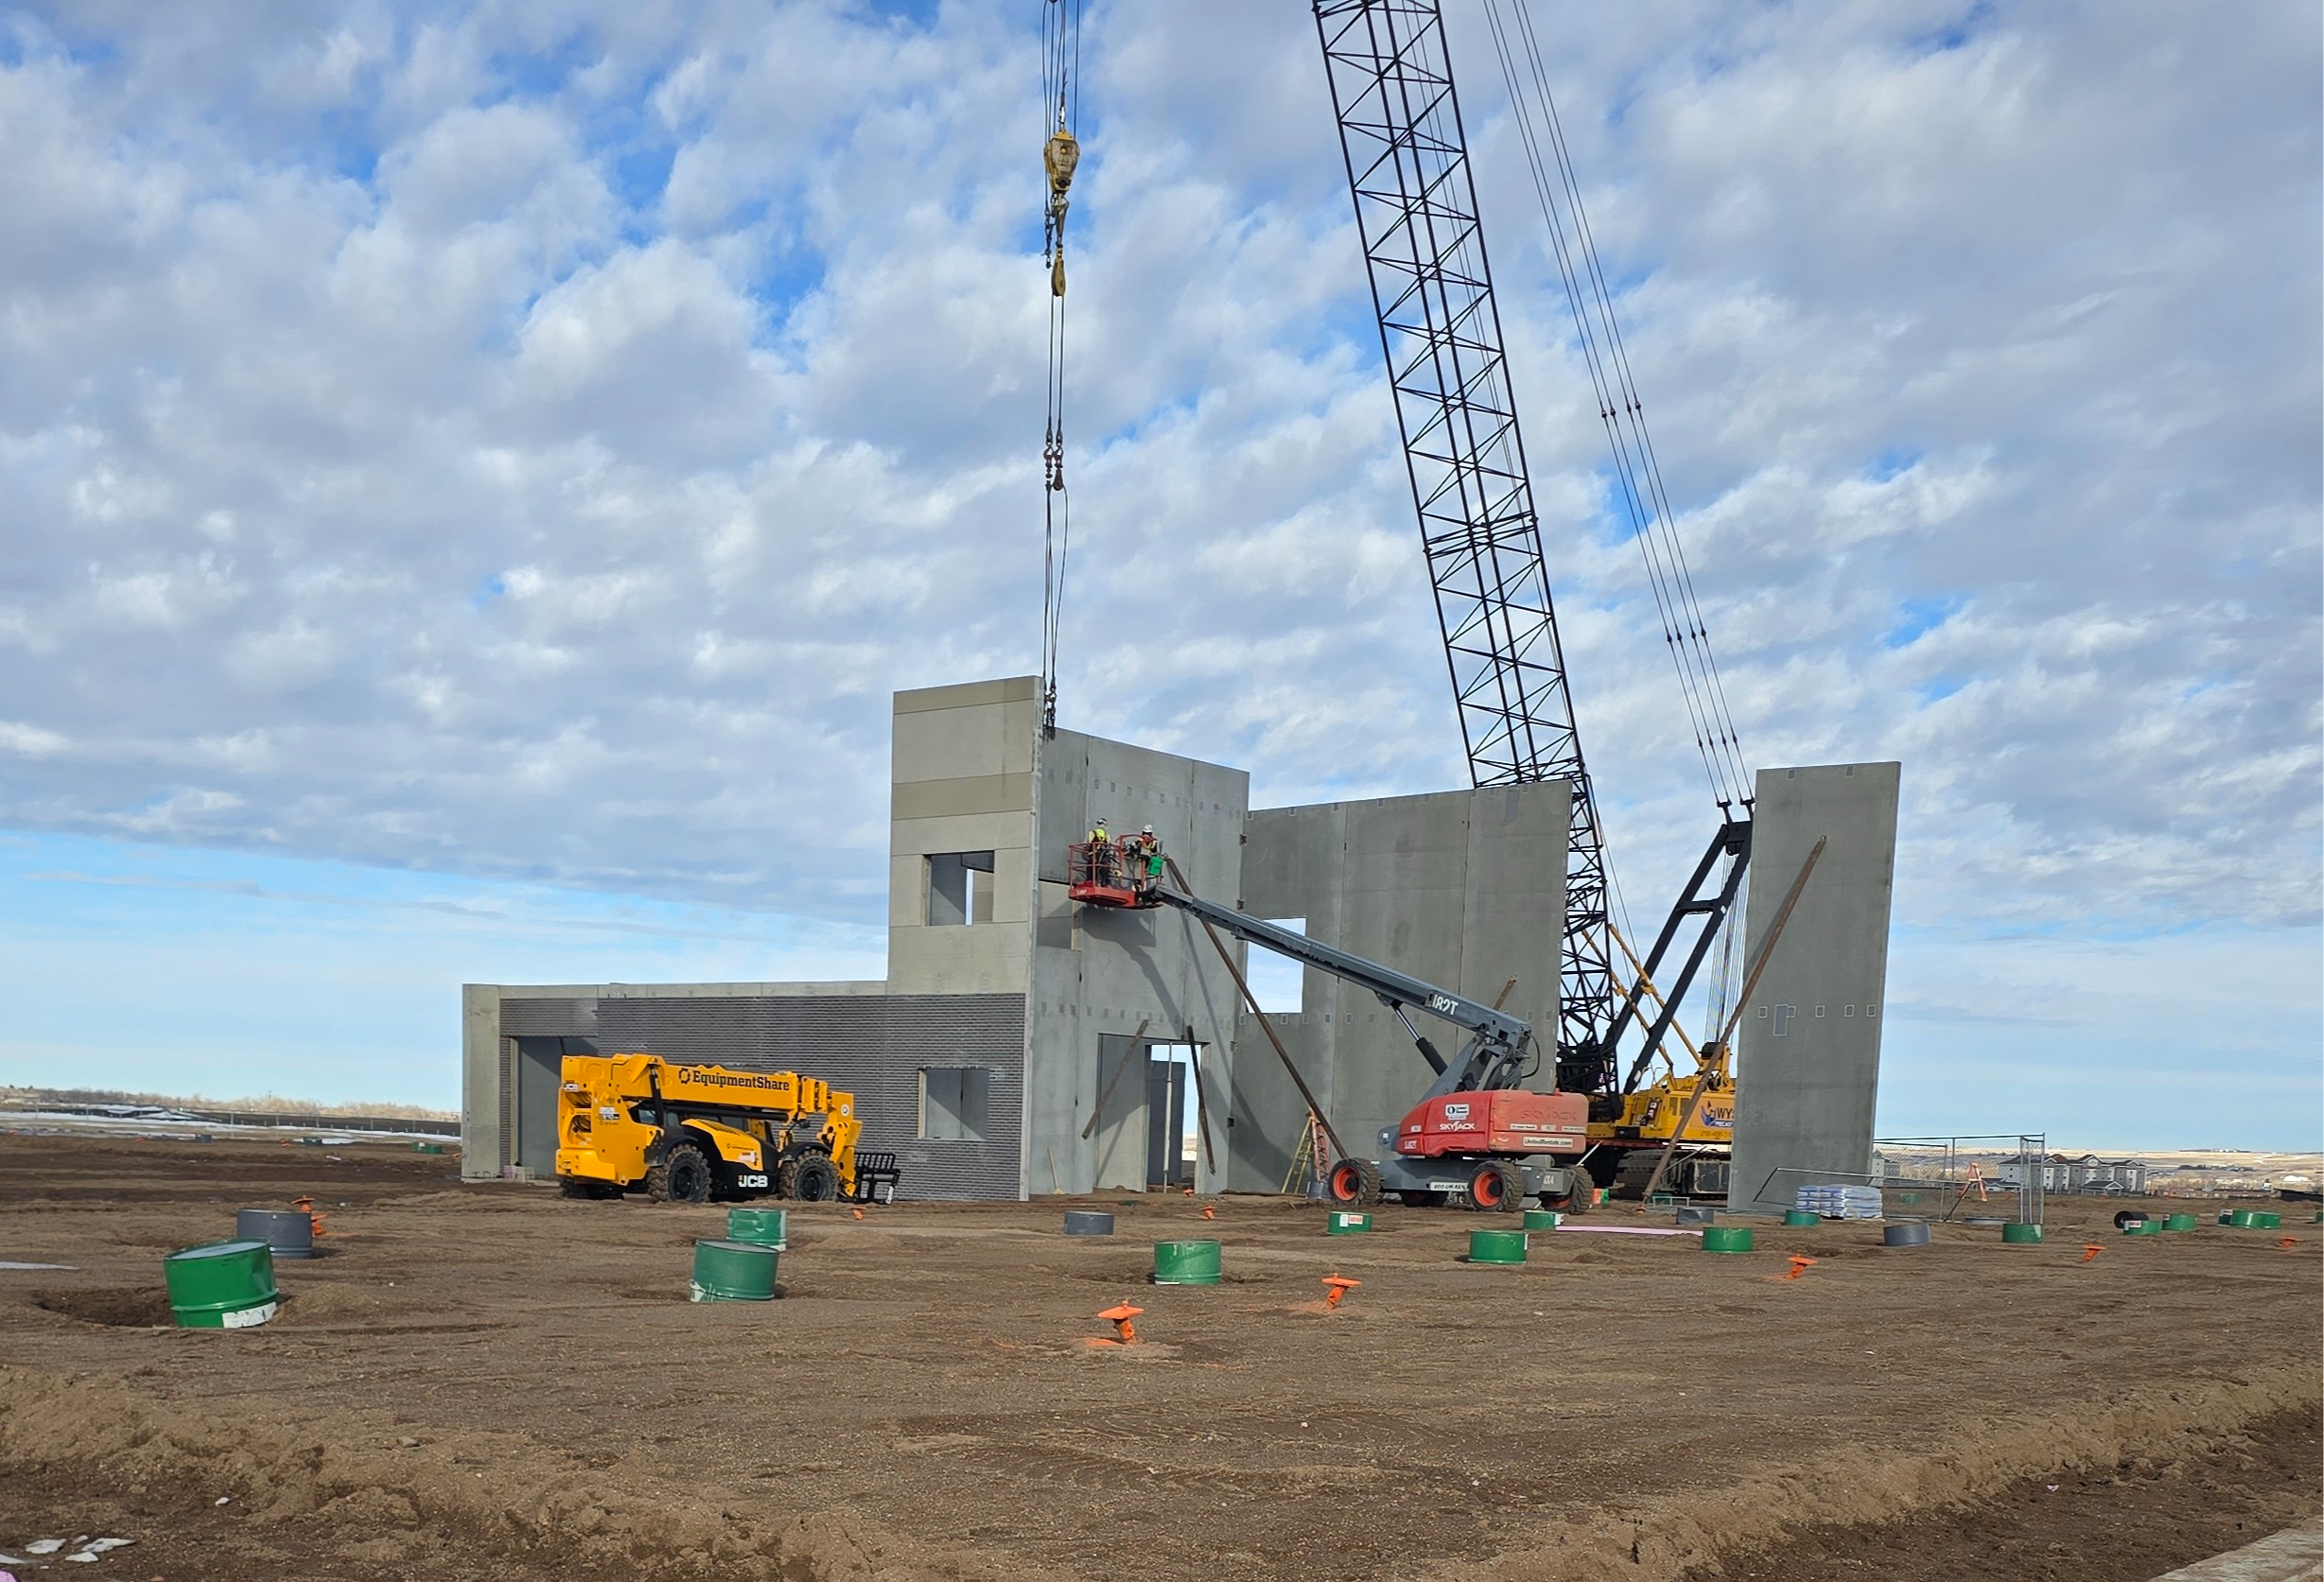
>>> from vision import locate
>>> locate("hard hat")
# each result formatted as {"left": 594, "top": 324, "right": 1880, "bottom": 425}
{"left": 1142, "top": 825, "right": 1153, "bottom": 834}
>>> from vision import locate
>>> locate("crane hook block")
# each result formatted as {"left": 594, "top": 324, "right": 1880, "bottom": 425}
{"left": 1045, "top": 130, "right": 1080, "bottom": 198}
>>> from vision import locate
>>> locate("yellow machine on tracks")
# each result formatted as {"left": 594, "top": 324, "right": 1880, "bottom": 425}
{"left": 554, "top": 1052, "right": 892, "bottom": 1205}
{"left": 1585, "top": 1042, "right": 1734, "bottom": 1198}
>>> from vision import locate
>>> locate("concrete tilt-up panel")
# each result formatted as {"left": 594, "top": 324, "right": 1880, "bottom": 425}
{"left": 1726, "top": 762, "right": 1901, "bottom": 1215}
{"left": 1226, "top": 783, "right": 1570, "bottom": 1192}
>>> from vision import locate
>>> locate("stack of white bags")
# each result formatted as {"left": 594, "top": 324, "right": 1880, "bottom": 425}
{"left": 1795, "top": 1182, "right": 1884, "bottom": 1219}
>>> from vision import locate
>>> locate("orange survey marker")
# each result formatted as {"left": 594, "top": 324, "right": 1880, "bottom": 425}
{"left": 2082, "top": 1243, "right": 2104, "bottom": 1263}
{"left": 851, "top": 1207, "right": 865, "bottom": 1220}
{"left": 1096, "top": 1302, "right": 1144, "bottom": 1346}
{"left": 292, "top": 1195, "right": 329, "bottom": 1240}
{"left": 1321, "top": 1275, "right": 1360, "bottom": 1309}
{"left": 1783, "top": 1256, "right": 1816, "bottom": 1281}
{"left": 1200, "top": 1204, "right": 1216, "bottom": 1221}
{"left": 2280, "top": 1237, "right": 2298, "bottom": 1251}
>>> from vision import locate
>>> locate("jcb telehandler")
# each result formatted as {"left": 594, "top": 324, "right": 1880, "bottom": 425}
{"left": 554, "top": 1052, "right": 881, "bottom": 1205}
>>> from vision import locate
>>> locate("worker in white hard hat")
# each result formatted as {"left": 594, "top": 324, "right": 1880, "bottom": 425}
{"left": 1131, "top": 824, "right": 1163, "bottom": 896}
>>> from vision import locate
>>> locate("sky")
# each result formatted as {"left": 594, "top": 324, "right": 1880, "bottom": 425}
{"left": 0, "top": 1, "right": 2316, "bottom": 1147}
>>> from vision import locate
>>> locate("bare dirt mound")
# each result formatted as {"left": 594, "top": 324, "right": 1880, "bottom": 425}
{"left": 0, "top": 1367, "right": 1059, "bottom": 1582}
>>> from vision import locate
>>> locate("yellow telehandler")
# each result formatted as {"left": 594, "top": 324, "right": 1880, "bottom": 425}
{"left": 554, "top": 1052, "right": 891, "bottom": 1205}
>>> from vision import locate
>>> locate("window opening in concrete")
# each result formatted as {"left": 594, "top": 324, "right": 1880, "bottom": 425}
{"left": 1770, "top": 1003, "right": 1795, "bottom": 1036}
{"left": 1243, "top": 919, "right": 1305, "bottom": 1013}
{"left": 917, "top": 1067, "right": 989, "bottom": 1140}
{"left": 925, "top": 851, "right": 996, "bottom": 927}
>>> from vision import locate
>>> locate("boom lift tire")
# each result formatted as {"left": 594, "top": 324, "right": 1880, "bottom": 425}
{"left": 1469, "top": 1159, "right": 1524, "bottom": 1212}
{"left": 1545, "top": 1171, "right": 1591, "bottom": 1214}
{"left": 649, "top": 1142, "right": 714, "bottom": 1205}
{"left": 792, "top": 1154, "right": 842, "bottom": 1203}
{"left": 1328, "top": 1157, "right": 1383, "bottom": 1207}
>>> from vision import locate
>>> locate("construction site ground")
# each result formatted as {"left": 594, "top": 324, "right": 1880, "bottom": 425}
{"left": 1, "top": 1133, "right": 2316, "bottom": 1582}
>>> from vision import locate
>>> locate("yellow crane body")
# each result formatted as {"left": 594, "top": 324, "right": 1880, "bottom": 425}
{"left": 554, "top": 1052, "right": 864, "bottom": 1206}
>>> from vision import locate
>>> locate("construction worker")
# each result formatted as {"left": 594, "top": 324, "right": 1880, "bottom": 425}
{"left": 1134, "top": 825, "right": 1164, "bottom": 895}
{"left": 1087, "top": 817, "right": 1113, "bottom": 887}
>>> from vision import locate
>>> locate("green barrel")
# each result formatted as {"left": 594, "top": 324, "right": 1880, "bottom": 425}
{"left": 2228, "top": 1208, "right": 2261, "bottom": 1228}
{"left": 690, "top": 1240, "right": 778, "bottom": 1302}
{"left": 1467, "top": 1228, "right": 1528, "bottom": 1264}
{"left": 2001, "top": 1222, "right": 2044, "bottom": 1244}
{"left": 1325, "top": 1210, "right": 1372, "bottom": 1235}
{"left": 1523, "top": 1208, "right": 1563, "bottom": 1231}
{"left": 164, "top": 1240, "right": 279, "bottom": 1330}
{"left": 1783, "top": 1209, "right": 1820, "bottom": 1227}
{"left": 725, "top": 1207, "right": 789, "bottom": 1248}
{"left": 2123, "top": 1219, "right": 2163, "bottom": 1236}
{"left": 413, "top": 1141, "right": 446, "bottom": 1155}
{"left": 2162, "top": 1213, "right": 2197, "bottom": 1231}
{"left": 2255, "top": 1211, "right": 2281, "bottom": 1229}
{"left": 1153, "top": 1240, "right": 1223, "bottom": 1285}
{"left": 1702, "top": 1226, "right": 1754, "bottom": 1254}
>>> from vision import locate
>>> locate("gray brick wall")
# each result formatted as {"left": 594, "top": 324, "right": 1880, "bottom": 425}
{"left": 502, "top": 991, "right": 1025, "bottom": 1202}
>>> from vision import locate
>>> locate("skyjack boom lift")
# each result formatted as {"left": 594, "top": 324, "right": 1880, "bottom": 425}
{"left": 1069, "top": 844, "right": 1592, "bottom": 1212}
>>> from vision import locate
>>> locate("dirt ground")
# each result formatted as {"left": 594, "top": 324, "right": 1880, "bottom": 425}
{"left": 0, "top": 1133, "right": 2316, "bottom": 1582}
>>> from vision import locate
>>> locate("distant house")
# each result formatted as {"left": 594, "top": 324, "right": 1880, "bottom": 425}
{"left": 1991, "top": 1154, "right": 2149, "bottom": 1195}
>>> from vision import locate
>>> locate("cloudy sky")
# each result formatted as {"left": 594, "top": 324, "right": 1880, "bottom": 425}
{"left": 1, "top": 1, "right": 2316, "bottom": 1146}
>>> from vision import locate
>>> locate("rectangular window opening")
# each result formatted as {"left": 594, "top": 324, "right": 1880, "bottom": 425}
{"left": 925, "top": 851, "right": 996, "bottom": 927}
{"left": 918, "top": 1067, "right": 989, "bottom": 1140}
{"left": 1243, "top": 918, "right": 1306, "bottom": 1014}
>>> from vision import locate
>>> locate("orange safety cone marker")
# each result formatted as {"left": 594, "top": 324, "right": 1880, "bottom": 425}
{"left": 851, "top": 1207, "right": 865, "bottom": 1220}
{"left": 1095, "top": 1302, "right": 1143, "bottom": 1346}
{"left": 1782, "top": 1256, "right": 1816, "bottom": 1281}
{"left": 1200, "top": 1205, "right": 1216, "bottom": 1221}
{"left": 293, "top": 1195, "right": 329, "bottom": 1241}
{"left": 2280, "top": 1236, "right": 2298, "bottom": 1251}
{"left": 1320, "top": 1275, "right": 1360, "bottom": 1309}
{"left": 2081, "top": 1243, "right": 2104, "bottom": 1263}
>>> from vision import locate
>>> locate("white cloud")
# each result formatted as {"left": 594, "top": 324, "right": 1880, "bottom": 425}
{"left": 0, "top": 0, "right": 2311, "bottom": 983}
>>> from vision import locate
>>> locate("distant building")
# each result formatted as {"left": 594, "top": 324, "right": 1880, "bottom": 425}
{"left": 1996, "top": 1154, "right": 2148, "bottom": 1195}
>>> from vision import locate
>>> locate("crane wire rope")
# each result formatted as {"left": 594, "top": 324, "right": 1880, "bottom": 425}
{"left": 1480, "top": 0, "right": 1753, "bottom": 814}
{"left": 1039, "top": 0, "right": 1082, "bottom": 735}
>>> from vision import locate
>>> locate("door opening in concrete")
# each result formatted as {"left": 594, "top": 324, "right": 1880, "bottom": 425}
{"left": 926, "top": 851, "right": 996, "bottom": 927}
{"left": 1145, "top": 1044, "right": 1202, "bottom": 1191}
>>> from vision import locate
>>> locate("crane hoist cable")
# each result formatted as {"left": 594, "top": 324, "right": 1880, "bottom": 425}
{"left": 1481, "top": 0, "right": 1753, "bottom": 816}
{"left": 1039, "top": 0, "right": 1082, "bottom": 736}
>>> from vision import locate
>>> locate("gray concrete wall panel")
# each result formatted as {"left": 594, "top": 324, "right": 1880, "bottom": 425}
{"left": 1726, "top": 762, "right": 1902, "bottom": 1215}
{"left": 1226, "top": 785, "right": 1570, "bottom": 1190}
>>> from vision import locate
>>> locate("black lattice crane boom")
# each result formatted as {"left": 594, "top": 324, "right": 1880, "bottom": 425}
{"left": 1314, "top": 0, "right": 1616, "bottom": 1090}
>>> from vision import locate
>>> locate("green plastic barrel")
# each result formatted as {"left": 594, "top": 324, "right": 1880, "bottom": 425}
{"left": 1523, "top": 1209, "right": 1562, "bottom": 1231}
{"left": 690, "top": 1240, "right": 778, "bottom": 1302}
{"left": 413, "top": 1141, "right": 446, "bottom": 1155}
{"left": 1783, "top": 1209, "right": 1820, "bottom": 1227}
{"left": 1325, "top": 1210, "right": 1372, "bottom": 1235}
{"left": 1153, "top": 1240, "right": 1223, "bottom": 1285}
{"left": 725, "top": 1207, "right": 789, "bottom": 1248}
{"left": 1701, "top": 1226, "right": 1754, "bottom": 1254}
{"left": 2123, "top": 1220, "right": 2162, "bottom": 1236}
{"left": 2001, "top": 1222, "right": 2044, "bottom": 1244}
{"left": 2228, "top": 1208, "right": 2261, "bottom": 1228}
{"left": 164, "top": 1240, "right": 279, "bottom": 1330}
{"left": 2255, "top": 1211, "right": 2281, "bottom": 1229}
{"left": 2162, "top": 1213, "right": 2197, "bottom": 1231}
{"left": 1467, "top": 1228, "right": 1527, "bottom": 1265}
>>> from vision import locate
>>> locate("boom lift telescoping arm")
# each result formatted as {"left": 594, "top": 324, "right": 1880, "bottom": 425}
{"left": 1145, "top": 884, "right": 1535, "bottom": 1101}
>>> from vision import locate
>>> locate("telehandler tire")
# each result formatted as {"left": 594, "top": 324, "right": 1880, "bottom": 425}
{"left": 792, "top": 1155, "right": 842, "bottom": 1202}
{"left": 649, "top": 1143, "right": 714, "bottom": 1205}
